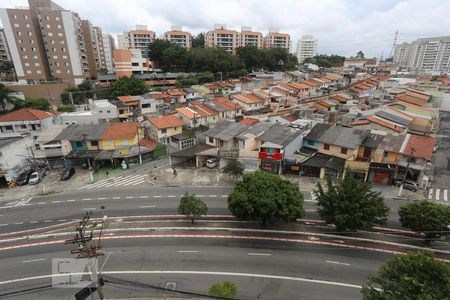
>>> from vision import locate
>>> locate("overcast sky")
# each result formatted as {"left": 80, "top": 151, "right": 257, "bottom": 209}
{"left": 2, "top": 0, "right": 450, "bottom": 58}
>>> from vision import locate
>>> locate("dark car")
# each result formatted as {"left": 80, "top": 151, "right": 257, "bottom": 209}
{"left": 15, "top": 169, "right": 34, "bottom": 186}
{"left": 60, "top": 167, "right": 75, "bottom": 181}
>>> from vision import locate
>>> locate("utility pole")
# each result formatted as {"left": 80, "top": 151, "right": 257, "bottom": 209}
{"left": 65, "top": 212, "right": 105, "bottom": 300}
{"left": 397, "top": 147, "right": 416, "bottom": 198}
{"left": 69, "top": 91, "right": 75, "bottom": 106}
{"left": 136, "top": 125, "right": 142, "bottom": 165}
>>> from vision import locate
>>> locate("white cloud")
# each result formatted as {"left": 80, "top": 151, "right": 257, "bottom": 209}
{"left": 2, "top": 0, "right": 450, "bottom": 57}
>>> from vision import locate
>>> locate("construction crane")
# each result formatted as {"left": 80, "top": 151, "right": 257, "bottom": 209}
{"left": 389, "top": 30, "right": 399, "bottom": 59}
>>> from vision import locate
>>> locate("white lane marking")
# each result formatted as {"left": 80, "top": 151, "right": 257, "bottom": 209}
{"left": 125, "top": 196, "right": 134, "bottom": 199}
{"left": 22, "top": 258, "right": 46, "bottom": 263}
{"left": 66, "top": 200, "right": 76, "bottom": 202}
{"left": 248, "top": 253, "right": 271, "bottom": 256}
{"left": 197, "top": 195, "right": 204, "bottom": 197}
{"left": 153, "top": 196, "right": 162, "bottom": 198}
{"left": 326, "top": 260, "right": 351, "bottom": 266}
{"left": 428, "top": 189, "right": 433, "bottom": 199}
{"left": 52, "top": 201, "right": 61, "bottom": 203}
{"left": 13, "top": 222, "right": 23, "bottom": 225}
{"left": 304, "top": 200, "right": 318, "bottom": 203}
{"left": 436, "top": 189, "right": 440, "bottom": 201}
{"left": 113, "top": 197, "right": 121, "bottom": 200}
{"left": 113, "top": 175, "right": 147, "bottom": 187}
{"left": 43, "top": 220, "right": 52, "bottom": 223}
{"left": 58, "top": 219, "right": 67, "bottom": 222}
{"left": 82, "top": 208, "right": 96, "bottom": 211}
{"left": 131, "top": 180, "right": 145, "bottom": 186}
{"left": 209, "top": 195, "right": 217, "bottom": 198}
{"left": 221, "top": 195, "right": 228, "bottom": 198}
{"left": 305, "top": 209, "right": 316, "bottom": 212}
{"left": 97, "top": 198, "right": 107, "bottom": 200}
{"left": 0, "top": 271, "right": 363, "bottom": 289}
{"left": 0, "top": 215, "right": 3, "bottom": 217}
{"left": 444, "top": 189, "right": 448, "bottom": 202}
{"left": 139, "top": 196, "right": 149, "bottom": 199}
{"left": 0, "top": 224, "right": 8, "bottom": 227}
{"left": 82, "top": 198, "right": 92, "bottom": 201}
{"left": 15, "top": 197, "right": 32, "bottom": 207}
{"left": 29, "top": 221, "right": 38, "bottom": 224}
{"left": 37, "top": 202, "right": 46, "bottom": 205}
{"left": 178, "top": 250, "right": 198, "bottom": 253}
{"left": 167, "top": 195, "right": 176, "bottom": 198}
{"left": 72, "top": 219, "right": 80, "bottom": 221}
{"left": 139, "top": 205, "right": 155, "bottom": 208}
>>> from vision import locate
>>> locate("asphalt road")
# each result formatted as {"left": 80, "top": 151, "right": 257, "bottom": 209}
{"left": 0, "top": 236, "right": 392, "bottom": 299}
{"left": 0, "top": 185, "right": 408, "bottom": 234}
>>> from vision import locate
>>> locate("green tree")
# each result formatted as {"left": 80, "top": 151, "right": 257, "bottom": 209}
{"left": 303, "top": 55, "right": 345, "bottom": 67}
{"left": 23, "top": 98, "right": 50, "bottom": 111}
{"left": 362, "top": 251, "right": 450, "bottom": 300}
{"left": 0, "top": 61, "right": 16, "bottom": 81}
{"left": 399, "top": 201, "right": 450, "bottom": 240}
{"left": 178, "top": 193, "right": 208, "bottom": 224}
{"left": 315, "top": 175, "right": 389, "bottom": 231}
{"left": 0, "top": 83, "right": 20, "bottom": 110}
{"left": 237, "top": 46, "right": 264, "bottom": 71}
{"left": 160, "top": 45, "right": 188, "bottom": 72}
{"left": 61, "top": 80, "right": 94, "bottom": 105}
{"left": 191, "top": 32, "right": 205, "bottom": 48}
{"left": 208, "top": 281, "right": 237, "bottom": 299}
{"left": 98, "top": 68, "right": 108, "bottom": 75}
{"left": 110, "top": 76, "right": 148, "bottom": 98}
{"left": 223, "top": 159, "right": 244, "bottom": 181}
{"left": 57, "top": 104, "right": 76, "bottom": 112}
{"left": 228, "top": 171, "right": 304, "bottom": 225}
{"left": 148, "top": 39, "right": 173, "bottom": 68}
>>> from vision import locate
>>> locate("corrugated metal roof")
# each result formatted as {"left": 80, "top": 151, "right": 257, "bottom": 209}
{"left": 204, "top": 121, "right": 247, "bottom": 141}
{"left": 255, "top": 124, "right": 303, "bottom": 147}
{"left": 302, "top": 153, "right": 346, "bottom": 171}
{"left": 303, "top": 123, "right": 331, "bottom": 141}
{"left": 55, "top": 124, "right": 108, "bottom": 141}
{"left": 316, "top": 126, "right": 370, "bottom": 149}
{"left": 375, "top": 109, "right": 411, "bottom": 126}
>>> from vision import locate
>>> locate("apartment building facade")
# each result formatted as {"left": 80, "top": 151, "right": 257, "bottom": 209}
{"left": 102, "top": 33, "right": 115, "bottom": 74}
{"left": 118, "top": 25, "right": 155, "bottom": 58}
{"left": 164, "top": 25, "right": 191, "bottom": 48}
{"left": 0, "top": 28, "right": 11, "bottom": 62}
{"left": 0, "top": 0, "right": 107, "bottom": 85}
{"left": 265, "top": 29, "right": 290, "bottom": 50}
{"left": 393, "top": 36, "right": 450, "bottom": 72}
{"left": 296, "top": 35, "right": 318, "bottom": 63}
{"left": 81, "top": 20, "right": 105, "bottom": 79}
{"left": 238, "top": 26, "right": 262, "bottom": 49}
{"left": 205, "top": 24, "right": 238, "bottom": 54}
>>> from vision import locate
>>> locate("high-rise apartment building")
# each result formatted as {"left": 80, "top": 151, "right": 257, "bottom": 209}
{"left": 205, "top": 24, "right": 238, "bottom": 54}
{"left": 0, "top": 0, "right": 106, "bottom": 85}
{"left": 81, "top": 20, "right": 106, "bottom": 78}
{"left": 117, "top": 25, "right": 155, "bottom": 58}
{"left": 296, "top": 35, "right": 318, "bottom": 63}
{"left": 264, "top": 29, "right": 290, "bottom": 50}
{"left": 238, "top": 26, "right": 263, "bottom": 49}
{"left": 393, "top": 36, "right": 450, "bottom": 71}
{"left": 102, "top": 33, "right": 115, "bottom": 74}
{"left": 164, "top": 26, "right": 191, "bottom": 48}
{"left": 0, "top": 28, "right": 11, "bottom": 62}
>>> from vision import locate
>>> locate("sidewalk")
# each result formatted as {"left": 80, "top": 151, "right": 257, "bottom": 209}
{"left": 147, "top": 166, "right": 235, "bottom": 186}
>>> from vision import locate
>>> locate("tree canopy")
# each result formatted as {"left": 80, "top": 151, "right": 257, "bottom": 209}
{"left": 191, "top": 33, "right": 205, "bottom": 48}
{"left": 61, "top": 80, "right": 94, "bottom": 105}
{"left": 12, "top": 97, "right": 50, "bottom": 111}
{"left": 315, "top": 175, "right": 389, "bottom": 231}
{"left": 223, "top": 159, "right": 245, "bottom": 181}
{"left": 0, "top": 61, "right": 16, "bottom": 81}
{"left": 110, "top": 76, "right": 148, "bottom": 98}
{"left": 178, "top": 193, "right": 208, "bottom": 224}
{"left": 228, "top": 171, "right": 304, "bottom": 225}
{"left": 208, "top": 281, "right": 237, "bottom": 299}
{"left": 399, "top": 201, "right": 450, "bottom": 240}
{"left": 57, "top": 104, "right": 76, "bottom": 112}
{"left": 362, "top": 251, "right": 450, "bottom": 300}
{"left": 303, "top": 55, "right": 345, "bottom": 68}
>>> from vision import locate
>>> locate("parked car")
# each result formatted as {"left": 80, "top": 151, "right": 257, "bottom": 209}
{"left": 15, "top": 169, "right": 34, "bottom": 186}
{"left": 393, "top": 179, "right": 419, "bottom": 192}
{"left": 28, "top": 171, "right": 40, "bottom": 185}
{"left": 206, "top": 158, "right": 217, "bottom": 169}
{"left": 60, "top": 167, "right": 75, "bottom": 181}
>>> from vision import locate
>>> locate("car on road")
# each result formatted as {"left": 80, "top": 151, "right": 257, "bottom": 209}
{"left": 393, "top": 179, "right": 419, "bottom": 192}
{"left": 15, "top": 169, "right": 34, "bottom": 186}
{"left": 60, "top": 167, "right": 75, "bottom": 181}
{"left": 28, "top": 171, "right": 40, "bottom": 185}
{"left": 206, "top": 158, "right": 217, "bottom": 169}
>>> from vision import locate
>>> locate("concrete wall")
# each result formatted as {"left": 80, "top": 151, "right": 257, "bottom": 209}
{"left": 7, "top": 82, "right": 74, "bottom": 104}
{"left": 318, "top": 143, "right": 358, "bottom": 160}
{"left": 0, "top": 136, "right": 34, "bottom": 175}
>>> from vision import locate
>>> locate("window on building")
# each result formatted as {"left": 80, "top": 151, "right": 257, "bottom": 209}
{"left": 20, "top": 125, "right": 27, "bottom": 129}
{"left": 58, "top": 33, "right": 63, "bottom": 37}
{"left": 28, "top": 32, "right": 32, "bottom": 36}
{"left": 48, "top": 32, "right": 53, "bottom": 36}
{"left": 323, "top": 143, "right": 330, "bottom": 150}
{"left": 26, "top": 70, "right": 31, "bottom": 74}
{"left": 46, "top": 24, "right": 51, "bottom": 29}
{"left": 45, "top": 16, "right": 50, "bottom": 21}
{"left": 341, "top": 147, "right": 348, "bottom": 155}
{"left": 106, "top": 110, "right": 110, "bottom": 113}
{"left": 363, "top": 147, "right": 371, "bottom": 158}
{"left": 76, "top": 141, "right": 83, "bottom": 148}
{"left": 36, "top": 70, "right": 42, "bottom": 74}
{"left": 30, "top": 39, "right": 34, "bottom": 44}
{"left": 24, "top": 62, "right": 30, "bottom": 67}
{"left": 161, "top": 129, "right": 167, "bottom": 134}
{"left": 5, "top": 125, "right": 13, "bottom": 131}
{"left": 13, "top": 15, "right": 17, "bottom": 19}
{"left": 66, "top": 70, "right": 71, "bottom": 73}
{"left": 16, "top": 31, "right": 21, "bottom": 36}
{"left": 383, "top": 151, "right": 389, "bottom": 159}
{"left": 31, "top": 47, "right": 36, "bottom": 51}
{"left": 25, "top": 24, "right": 30, "bottom": 28}
{"left": 91, "top": 141, "right": 99, "bottom": 147}
{"left": 18, "top": 39, "right": 23, "bottom": 44}
{"left": 14, "top": 23, "right": 19, "bottom": 28}
{"left": 55, "top": 16, "right": 60, "bottom": 21}
{"left": 208, "top": 137, "right": 214, "bottom": 144}
{"left": 33, "top": 55, "right": 37, "bottom": 59}
{"left": 57, "top": 24, "right": 62, "bottom": 29}
{"left": 24, "top": 55, "right": 28, "bottom": 59}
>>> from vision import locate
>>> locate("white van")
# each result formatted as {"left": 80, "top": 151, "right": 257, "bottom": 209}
{"left": 206, "top": 158, "right": 217, "bottom": 169}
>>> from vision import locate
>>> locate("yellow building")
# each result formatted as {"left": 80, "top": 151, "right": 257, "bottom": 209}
{"left": 100, "top": 122, "right": 144, "bottom": 150}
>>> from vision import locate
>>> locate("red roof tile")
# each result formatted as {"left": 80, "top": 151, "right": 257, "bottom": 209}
{"left": 102, "top": 123, "right": 139, "bottom": 140}
{"left": 0, "top": 108, "right": 53, "bottom": 122}
{"left": 395, "top": 95, "right": 426, "bottom": 107}
{"left": 148, "top": 114, "right": 183, "bottom": 129}
{"left": 239, "top": 118, "right": 259, "bottom": 125}
{"left": 404, "top": 90, "right": 430, "bottom": 101}
{"left": 367, "top": 116, "right": 405, "bottom": 132}
{"left": 139, "top": 138, "right": 158, "bottom": 149}
{"left": 403, "top": 134, "right": 435, "bottom": 160}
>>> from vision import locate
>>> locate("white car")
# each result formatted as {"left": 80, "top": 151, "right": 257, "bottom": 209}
{"left": 28, "top": 171, "right": 40, "bottom": 185}
{"left": 206, "top": 158, "right": 217, "bottom": 169}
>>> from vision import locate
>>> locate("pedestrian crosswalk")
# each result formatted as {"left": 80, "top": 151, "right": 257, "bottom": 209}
{"left": 428, "top": 188, "right": 448, "bottom": 202}
{"left": 80, "top": 174, "right": 150, "bottom": 190}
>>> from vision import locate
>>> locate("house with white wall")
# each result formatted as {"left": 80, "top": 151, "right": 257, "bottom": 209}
{"left": 0, "top": 108, "right": 54, "bottom": 137}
